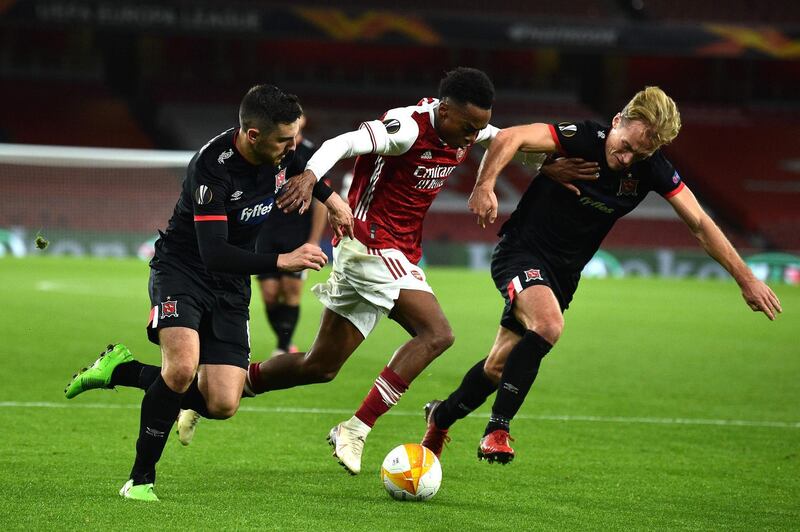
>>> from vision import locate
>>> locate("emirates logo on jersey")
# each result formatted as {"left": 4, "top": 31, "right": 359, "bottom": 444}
{"left": 413, "top": 165, "right": 455, "bottom": 190}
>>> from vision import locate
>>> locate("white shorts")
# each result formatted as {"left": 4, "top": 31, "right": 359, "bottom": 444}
{"left": 312, "top": 237, "right": 433, "bottom": 338}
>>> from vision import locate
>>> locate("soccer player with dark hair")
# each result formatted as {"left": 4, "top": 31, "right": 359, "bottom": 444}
{"left": 420, "top": 86, "right": 783, "bottom": 465}
{"left": 174, "top": 116, "right": 330, "bottom": 443}
{"left": 225, "top": 67, "right": 596, "bottom": 475}
{"left": 63, "top": 84, "right": 353, "bottom": 501}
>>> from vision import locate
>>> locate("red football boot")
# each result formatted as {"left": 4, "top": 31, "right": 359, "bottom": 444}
{"left": 477, "top": 429, "right": 515, "bottom": 464}
{"left": 420, "top": 400, "right": 450, "bottom": 458}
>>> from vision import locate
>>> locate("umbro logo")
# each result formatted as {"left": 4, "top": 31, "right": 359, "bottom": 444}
{"left": 421, "top": 150, "right": 432, "bottom": 160}
{"left": 145, "top": 427, "right": 165, "bottom": 438}
{"left": 597, "top": 130, "right": 606, "bottom": 139}
{"left": 218, "top": 149, "right": 233, "bottom": 164}
{"left": 230, "top": 190, "right": 243, "bottom": 201}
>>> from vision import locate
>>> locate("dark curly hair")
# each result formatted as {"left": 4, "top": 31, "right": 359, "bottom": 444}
{"left": 239, "top": 84, "right": 303, "bottom": 132}
{"left": 438, "top": 67, "right": 495, "bottom": 110}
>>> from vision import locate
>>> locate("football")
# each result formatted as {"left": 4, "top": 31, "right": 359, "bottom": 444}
{"left": 380, "top": 443, "right": 442, "bottom": 501}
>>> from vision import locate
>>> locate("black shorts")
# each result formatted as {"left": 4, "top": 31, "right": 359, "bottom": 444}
{"left": 490, "top": 236, "right": 581, "bottom": 336}
{"left": 146, "top": 264, "right": 251, "bottom": 369}
{"left": 255, "top": 223, "right": 309, "bottom": 281}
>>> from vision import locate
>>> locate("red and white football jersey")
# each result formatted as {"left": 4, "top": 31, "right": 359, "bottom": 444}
{"left": 348, "top": 98, "right": 496, "bottom": 264}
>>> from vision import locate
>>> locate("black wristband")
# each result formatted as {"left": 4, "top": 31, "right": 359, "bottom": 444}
{"left": 312, "top": 179, "right": 334, "bottom": 203}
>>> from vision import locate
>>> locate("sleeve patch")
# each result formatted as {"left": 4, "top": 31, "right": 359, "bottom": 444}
{"left": 383, "top": 118, "right": 401, "bottom": 134}
{"left": 557, "top": 122, "right": 578, "bottom": 138}
{"left": 194, "top": 185, "right": 213, "bottom": 205}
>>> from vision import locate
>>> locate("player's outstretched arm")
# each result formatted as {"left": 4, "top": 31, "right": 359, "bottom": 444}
{"left": 470, "top": 123, "right": 557, "bottom": 227}
{"left": 667, "top": 185, "right": 782, "bottom": 320}
{"left": 279, "top": 126, "right": 388, "bottom": 214}
{"left": 277, "top": 243, "right": 328, "bottom": 272}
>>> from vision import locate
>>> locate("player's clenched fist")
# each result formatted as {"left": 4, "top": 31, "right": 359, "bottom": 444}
{"left": 278, "top": 243, "right": 328, "bottom": 272}
{"left": 468, "top": 184, "right": 498, "bottom": 228}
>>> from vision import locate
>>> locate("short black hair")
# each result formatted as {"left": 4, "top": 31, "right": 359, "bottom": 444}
{"left": 239, "top": 84, "right": 303, "bottom": 132}
{"left": 438, "top": 67, "right": 495, "bottom": 110}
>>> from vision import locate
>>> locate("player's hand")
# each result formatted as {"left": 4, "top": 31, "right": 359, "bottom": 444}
{"left": 540, "top": 157, "right": 600, "bottom": 196}
{"left": 740, "top": 278, "right": 782, "bottom": 320}
{"left": 324, "top": 192, "right": 354, "bottom": 239}
{"left": 277, "top": 170, "right": 317, "bottom": 214}
{"left": 277, "top": 243, "right": 328, "bottom": 272}
{"left": 468, "top": 185, "right": 498, "bottom": 228}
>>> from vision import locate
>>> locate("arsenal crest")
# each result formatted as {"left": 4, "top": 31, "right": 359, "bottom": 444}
{"left": 524, "top": 269, "right": 543, "bottom": 282}
{"left": 160, "top": 299, "right": 179, "bottom": 319}
{"left": 617, "top": 175, "right": 639, "bottom": 196}
{"left": 456, "top": 147, "right": 466, "bottom": 161}
{"left": 411, "top": 270, "right": 424, "bottom": 281}
{"left": 274, "top": 168, "right": 287, "bottom": 193}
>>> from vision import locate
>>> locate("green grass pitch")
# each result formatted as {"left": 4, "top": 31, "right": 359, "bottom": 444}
{"left": 0, "top": 257, "right": 798, "bottom": 529}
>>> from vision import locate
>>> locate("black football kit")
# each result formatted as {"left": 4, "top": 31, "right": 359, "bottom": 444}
{"left": 493, "top": 120, "right": 684, "bottom": 334}
{"left": 146, "top": 128, "right": 333, "bottom": 368}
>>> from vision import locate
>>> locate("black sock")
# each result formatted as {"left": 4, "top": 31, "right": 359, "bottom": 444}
{"left": 130, "top": 375, "right": 184, "bottom": 485}
{"left": 268, "top": 304, "right": 299, "bottom": 351}
{"left": 180, "top": 377, "right": 211, "bottom": 418}
{"left": 434, "top": 358, "right": 498, "bottom": 430}
{"left": 111, "top": 361, "right": 160, "bottom": 390}
{"left": 485, "top": 330, "right": 552, "bottom": 436}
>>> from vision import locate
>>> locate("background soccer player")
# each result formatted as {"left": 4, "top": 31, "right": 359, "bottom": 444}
{"left": 237, "top": 67, "right": 595, "bottom": 475}
{"left": 63, "top": 84, "right": 352, "bottom": 501}
{"left": 420, "top": 86, "right": 783, "bottom": 465}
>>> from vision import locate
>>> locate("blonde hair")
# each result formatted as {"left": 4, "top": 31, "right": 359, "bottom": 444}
{"left": 620, "top": 86, "right": 681, "bottom": 148}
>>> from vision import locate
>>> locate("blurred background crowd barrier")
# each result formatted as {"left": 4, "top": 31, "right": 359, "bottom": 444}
{"left": 0, "top": 0, "right": 798, "bottom": 282}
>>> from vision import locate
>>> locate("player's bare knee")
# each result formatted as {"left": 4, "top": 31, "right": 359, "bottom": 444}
{"left": 161, "top": 364, "right": 196, "bottom": 392}
{"left": 206, "top": 399, "right": 239, "bottom": 420}
{"left": 482, "top": 359, "right": 503, "bottom": 384}
{"left": 421, "top": 326, "right": 454, "bottom": 356}
{"left": 529, "top": 321, "right": 562, "bottom": 346}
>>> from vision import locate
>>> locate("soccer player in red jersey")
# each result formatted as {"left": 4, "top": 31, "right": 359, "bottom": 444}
{"left": 226, "top": 67, "right": 592, "bottom": 475}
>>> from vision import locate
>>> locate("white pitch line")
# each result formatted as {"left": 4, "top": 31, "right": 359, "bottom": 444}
{"left": 1, "top": 401, "right": 798, "bottom": 429}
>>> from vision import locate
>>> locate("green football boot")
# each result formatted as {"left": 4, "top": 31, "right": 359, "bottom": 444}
{"left": 64, "top": 344, "right": 133, "bottom": 399}
{"left": 119, "top": 479, "right": 159, "bottom": 502}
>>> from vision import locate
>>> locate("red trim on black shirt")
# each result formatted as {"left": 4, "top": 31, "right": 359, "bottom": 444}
{"left": 547, "top": 124, "right": 565, "bottom": 155}
{"left": 194, "top": 215, "right": 228, "bottom": 222}
{"left": 663, "top": 181, "right": 685, "bottom": 199}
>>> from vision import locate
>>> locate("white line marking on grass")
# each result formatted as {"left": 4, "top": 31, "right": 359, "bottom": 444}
{"left": 34, "top": 281, "right": 134, "bottom": 299}
{"left": 2, "top": 401, "right": 798, "bottom": 429}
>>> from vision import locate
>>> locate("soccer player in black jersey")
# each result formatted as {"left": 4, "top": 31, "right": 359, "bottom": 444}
{"left": 63, "top": 84, "right": 353, "bottom": 501}
{"left": 174, "top": 117, "right": 330, "bottom": 444}
{"left": 421, "top": 86, "right": 782, "bottom": 465}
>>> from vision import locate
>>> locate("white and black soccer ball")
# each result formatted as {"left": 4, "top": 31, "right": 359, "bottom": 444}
{"left": 380, "top": 443, "right": 442, "bottom": 501}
